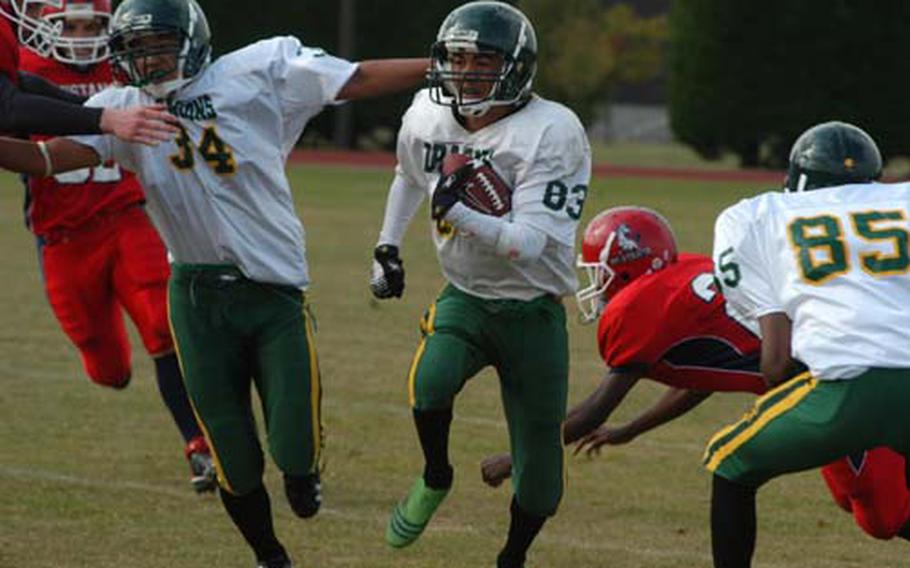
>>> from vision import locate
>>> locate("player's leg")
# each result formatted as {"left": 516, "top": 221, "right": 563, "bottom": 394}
{"left": 245, "top": 284, "right": 323, "bottom": 519}
{"left": 40, "top": 233, "right": 133, "bottom": 388}
{"left": 826, "top": 448, "right": 910, "bottom": 539}
{"left": 111, "top": 210, "right": 213, "bottom": 491}
{"left": 704, "top": 372, "right": 881, "bottom": 568}
{"left": 820, "top": 458, "right": 857, "bottom": 514}
{"left": 387, "top": 285, "right": 490, "bottom": 548}
{"left": 168, "top": 264, "right": 288, "bottom": 566}
{"left": 495, "top": 295, "right": 568, "bottom": 568}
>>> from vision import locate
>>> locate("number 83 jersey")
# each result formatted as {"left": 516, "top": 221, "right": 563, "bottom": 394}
{"left": 72, "top": 36, "right": 358, "bottom": 288}
{"left": 713, "top": 182, "right": 910, "bottom": 379}
{"left": 396, "top": 89, "right": 592, "bottom": 300}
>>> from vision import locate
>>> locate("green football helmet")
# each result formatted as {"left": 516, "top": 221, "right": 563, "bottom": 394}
{"left": 785, "top": 121, "right": 883, "bottom": 192}
{"left": 428, "top": 1, "right": 537, "bottom": 117}
{"left": 109, "top": 0, "right": 210, "bottom": 99}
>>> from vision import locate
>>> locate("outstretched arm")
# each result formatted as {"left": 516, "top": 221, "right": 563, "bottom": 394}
{"left": 574, "top": 388, "right": 713, "bottom": 455}
{"left": 0, "top": 75, "right": 177, "bottom": 144}
{"left": 563, "top": 368, "right": 644, "bottom": 445}
{"left": 18, "top": 71, "right": 87, "bottom": 104}
{"left": 481, "top": 368, "right": 643, "bottom": 487}
{"left": 0, "top": 136, "right": 100, "bottom": 177}
{"left": 336, "top": 58, "right": 429, "bottom": 101}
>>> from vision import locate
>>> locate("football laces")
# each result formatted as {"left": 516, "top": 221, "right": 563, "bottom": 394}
{"left": 475, "top": 172, "right": 505, "bottom": 211}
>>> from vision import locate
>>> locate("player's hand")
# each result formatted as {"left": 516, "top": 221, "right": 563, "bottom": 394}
{"left": 480, "top": 453, "right": 513, "bottom": 488}
{"left": 574, "top": 424, "right": 637, "bottom": 456}
{"left": 100, "top": 105, "right": 180, "bottom": 146}
{"left": 370, "top": 244, "right": 405, "bottom": 299}
{"left": 430, "top": 160, "right": 472, "bottom": 221}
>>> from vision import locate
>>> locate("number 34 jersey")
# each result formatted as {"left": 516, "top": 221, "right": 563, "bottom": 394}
{"left": 396, "top": 90, "right": 592, "bottom": 300}
{"left": 713, "top": 182, "right": 910, "bottom": 380}
{"left": 72, "top": 36, "right": 357, "bottom": 288}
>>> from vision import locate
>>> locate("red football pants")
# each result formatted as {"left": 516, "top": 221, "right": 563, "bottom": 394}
{"left": 822, "top": 447, "right": 910, "bottom": 539}
{"left": 40, "top": 206, "right": 173, "bottom": 387}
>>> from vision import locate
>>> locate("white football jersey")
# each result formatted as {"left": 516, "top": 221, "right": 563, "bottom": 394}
{"left": 71, "top": 37, "right": 357, "bottom": 288}
{"left": 714, "top": 182, "right": 910, "bottom": 379}
{"left": 396, "top": 90, "right": 592, "bottom": 300}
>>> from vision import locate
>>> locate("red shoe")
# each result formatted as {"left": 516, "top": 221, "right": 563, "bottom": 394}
{"left": 184, "top": 436, "right": 216, "bottom": 493}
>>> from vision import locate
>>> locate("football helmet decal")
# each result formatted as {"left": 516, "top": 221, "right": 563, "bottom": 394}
{"left": 109, "top": 0, "right": 210, "bottom": 99}
{"left": 785, "top": 121, "right": 882, "bottom": 192}
{"left": 428, "top": 1, "right": 537, "bottom": 117}
{"left": 43, "top": 0, "right": 111, "bottom": 66}
{"left": 576, "top": 206, "right": 678, "bottom": 322}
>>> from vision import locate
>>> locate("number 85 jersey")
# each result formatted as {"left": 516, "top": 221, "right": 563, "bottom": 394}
{"left": 395, "top": 90, "right": 592, "bottom": 300}
{"left": 713, "top": 182, "right": 910, "bottom": 380}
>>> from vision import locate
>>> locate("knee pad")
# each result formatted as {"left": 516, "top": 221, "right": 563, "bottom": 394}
{"left": 284, "top": 472, "right": 321, "bottom": 519}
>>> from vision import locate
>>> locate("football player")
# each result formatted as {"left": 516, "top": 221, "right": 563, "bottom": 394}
{"left": 0, "top": 0, "right": 176, "bottom": 140}
{"left": 0, "top": 0, "right": 429, "bottom": 566}
{"left": 481, "top": 205, "right": 910, "bottom": 544}
{"left": 20, "top": 0, "right": 214, "bottom": 493}
{"left": 708, "top": 121, "right": 910, "bottom": 567}
{"left": 368, "top": 2, "right": 591, "bottom": 566}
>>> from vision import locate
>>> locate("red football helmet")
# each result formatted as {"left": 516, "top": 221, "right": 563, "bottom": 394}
{"left": 0, "top": 0, "right": 63, "bottom": 56}
{"left": 576, "top": 206, "right": 678, "bottom": 322}
{"left": 42, "top": 0, "right": 110, "bottom": 65}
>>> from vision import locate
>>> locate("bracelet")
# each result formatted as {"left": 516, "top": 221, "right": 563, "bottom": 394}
{"left": 36, "top": 140, "right": 53, "bottom": 177}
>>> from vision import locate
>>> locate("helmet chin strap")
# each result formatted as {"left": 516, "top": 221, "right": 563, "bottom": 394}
{"left": 142, "top": 76, "right": 189, "bottom": 100}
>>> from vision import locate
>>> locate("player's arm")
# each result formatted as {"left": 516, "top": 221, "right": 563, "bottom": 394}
{"left": 17, "top": 71, "right": 86, "bottom": 104}
{"left": 758, "top": 312, "right": 798, "bottom": 386}
{"left": 445, "top": 118, "right": 591, "bottom": 264}
{"left": 370, "top": 171, "right": 425, "bottom": 299}
{"left": 336, "top": 58, "right": 429, "bottom": 101}
{"left": 563, "top": 367, "right": 645, "bottom": 444}
{"left": 0, "top": 136, "right": 100, "bottom": 177}
{"left": 575, "top": 388, "right": 713, "bottom": 455}
{"left": 0, "top": 74, "right": 177, "bottom": 143}
{"left": 713, "top": 199, "right": 785, "bottom": 386}
{"left": 481, "top": 367, "right": 643, "bottom": 488}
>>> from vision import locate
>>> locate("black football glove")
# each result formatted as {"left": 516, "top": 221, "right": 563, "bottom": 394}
{"left": 431, "top": 161, "right": 474, "bottom": 221}
{"left": 370, "top": 244, "right": 405, "bottom": 299}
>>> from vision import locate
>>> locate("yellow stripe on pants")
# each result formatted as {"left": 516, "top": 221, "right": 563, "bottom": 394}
{"left": 407, "top": 303, "right": 437, "bottom": 408}
{"left": 705, "top": 376, "right": 818, "bottom": 473}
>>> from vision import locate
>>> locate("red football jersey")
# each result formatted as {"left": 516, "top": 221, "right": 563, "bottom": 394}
{"left": 597, "top": 253, "right": 767, "bottom": 394}
{"left": 0, "top": 18, "right": 18, "bottom": 83}
{"left": 19, "top": 49, "right": 143, "bottom": 236}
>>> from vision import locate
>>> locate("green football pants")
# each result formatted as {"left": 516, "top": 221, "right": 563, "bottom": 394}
{"left": 168, "top": 264, "right": 322, "bottom": 495}
{"left": 408, "top": 284, "right": 569, "bottom": 516}
{"left": 705, "top": 368, "right": 910, "bottom": 487}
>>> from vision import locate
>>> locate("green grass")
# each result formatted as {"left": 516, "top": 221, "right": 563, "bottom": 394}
{"left": 0, "top": 165, "right": 905, "bottom": 568}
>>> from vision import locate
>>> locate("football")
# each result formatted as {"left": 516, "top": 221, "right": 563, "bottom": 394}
{"left": 441, "top": 153, "right": 512, "bottom": 217}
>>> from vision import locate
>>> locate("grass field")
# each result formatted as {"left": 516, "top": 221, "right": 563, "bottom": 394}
{"left": 0, "top": 164, "right": 905, "bottom": 568}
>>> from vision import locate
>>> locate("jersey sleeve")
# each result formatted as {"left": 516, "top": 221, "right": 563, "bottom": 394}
{"left": 271, "top": 36, "right": 358, "bottom": 119}
{"left": 597, "top": 288, "right": 663, "bottom": 370}
{"left": 394, "top": 94, "right": 426, "bottom": 191}
{"left": 511, "top": 111, "right": 592, "bottom": 247}
{"left": 713, "top": 198, "right": 783, "bottom": 320}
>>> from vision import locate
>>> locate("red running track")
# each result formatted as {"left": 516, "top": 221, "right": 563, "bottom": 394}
{"left": 289, "top": 149, "right": 786, "bottom": 184}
